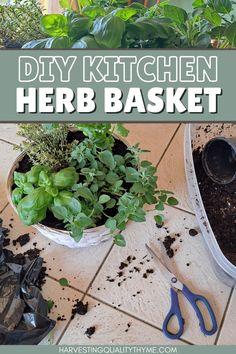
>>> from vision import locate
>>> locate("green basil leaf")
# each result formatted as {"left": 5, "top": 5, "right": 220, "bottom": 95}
{"left": 54, "top": 191, "right": 81, "bottom": 215}
{"left": 17, "top": 187, "right": 52, "bottom": 211}
{"left": 195, "top": 33, "right": 211, "bottom": 47}
{"left": 12, "top": 188, "right": 23, "bottom": 205}
{"left": 41, "top": 14, "right": 68, "bottom": 37}
{"left": 53, "top": 167, "right": 79, "bottom": 188}
{"left": 68, "top": 16, "right": 91, "bottom": 40}
{"left": 210, "top": 25, "right": 226, "bottom": 38}
{"left": 193, "top": 0, "right": 205, "bottom": 8}
{"left": 38, "top": 170, "right": 52, "bottom": 188}
{"left": 91, "top": 14, "right": 125, "bottom": 48}
{"left": 127, "top": 17, "right": 172, "bottom": 41}
{"left": 163, "top": 5, "right": 188, "bottom": 24}
{"left": 18, "top": 204, "right": 47, "bottom": 225}
{"left": 72, "top": 35, "right": 100, "bottom": 48}
{"left": 45, "top": 186, "right": 59, "bottom": 197}
{"left": 23, "top": 183, "right": 34, "bottom": 195}
{"left": 14, "top": 171, "right": 26, "bottom": 188}
{"left": 45, "top": 36, "right": 72, "bottom": 48}
{"left": 82, "top": 5, "right": 106, "bottom": 19}
{"left": 203, "top": 6, "right": 221, "bottom": 26}
{"left": 114, "top": 234, "right": 126, "bottom": 247}
{"left": 59, "top": 0, "right": 72, "bottom": 9}
{"left": 22, "top": 38, "right": 49, "bottom": 49}
{"left": 26, "top": 166, "right": 48, "bottom": 184}
{"left": 208, "top": 0, "right": 232, "bottom": 13}
{"left": 225, "top": 21, "right": 236, "bottom": 45}
{"left": 111, "top": 7, "right": 137, "bottom": 21}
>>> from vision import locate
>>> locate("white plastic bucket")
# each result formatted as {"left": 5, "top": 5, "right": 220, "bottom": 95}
{"left": 184, "top": 123, "right": 236, "bottom": 287}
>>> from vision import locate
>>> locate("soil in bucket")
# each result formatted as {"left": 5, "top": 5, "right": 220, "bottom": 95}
{"left": 15, "top": 131, "right": 129, "bottom": 231}
{"left": 193, "top": 148, "right": 236, "bottom": 265}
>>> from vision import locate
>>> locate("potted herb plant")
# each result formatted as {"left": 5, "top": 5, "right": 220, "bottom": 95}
{"left": 7, "top": 124, "right": 178, "bottom": 248}
{"left": 22, "top": 0, "right": 236, "bottom": 50}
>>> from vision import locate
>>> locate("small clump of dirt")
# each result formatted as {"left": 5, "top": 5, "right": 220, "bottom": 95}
{"left": 125, "top": 323, "right": 131, "bottom": 333}
{"left": 71, "top": 300, "right": 88, "bottom": 320}
{"left": 85, "top": 326, "right": 95, "bottom": 338}
{"left": 24, "top": 247, "right": 42, "bottom": 261}
{"left": 13, "top": 233, "right": 30, "bottom": 247}
{"left": 189, "top": 229, "right": 199, "bottom": 237}
{"left": 163, "top": 235, "right": 176, "bottom": 258}
{"left": 193, "top": 147, "right": 236, "bottom": 265}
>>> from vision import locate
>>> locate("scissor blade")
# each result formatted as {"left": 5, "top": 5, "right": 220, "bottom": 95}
{"left": 145, "top": 244, "right": 183, "bottom": 291}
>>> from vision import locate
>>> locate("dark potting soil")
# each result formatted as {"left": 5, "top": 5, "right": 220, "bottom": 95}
{"left": 15, "top": 131, "right": 129, "bottom": 231}
{"left": 13, "top": 233, "right": 30, "bottom": 247}
{"left": 85, "top": 326, "right": 95, "bottom": 338}
{"left": 193, "top": 148, "right": 236, "bottom": 265}
{"left": 163, "top": 235, "right": 176, "bottom": 258}
{"left": 189, "top": 229, "right": 198, "bottom": 237}
{"left": 71, "top": 300, "right": 88, "bottom": 320}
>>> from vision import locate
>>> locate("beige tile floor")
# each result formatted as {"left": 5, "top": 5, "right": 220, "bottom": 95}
{"left": 0, "top": 123, "right": 235, "bottom": 346}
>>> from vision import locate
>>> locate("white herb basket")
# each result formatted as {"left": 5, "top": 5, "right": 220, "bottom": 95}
{"left": 184, "top": 123, "right": 236, "bottom": 286}
{"left": 7, "top": 133, "right": 127, "bottom": 248}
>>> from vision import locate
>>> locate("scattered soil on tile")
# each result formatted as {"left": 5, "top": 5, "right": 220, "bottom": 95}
{"left": 193, "top": 148, "right": 236, "bottom": 265}
{"left": 163, "top": 235, "right": 176, "bottom": 258}
{"left": 24, "top": 247, "right": 42, "bottom": 261}
{"left": 125, "top": 323, "right": 131, "bottom": 333}
{"left": 189, "top": 229, "right": 199, "bottom": 237}
{"left": 85, "top": 326, "right": 96, "bottom": 338}
{"left": 15, "top": 133, "right": 129, "bottom": 230}
{"left": 71, "top": 300, "right": 88, "bottom": 319}
{"left": 13, "top": 233, "right": 30, "bottom": 247}
{"left": 57, "top": 316, "right": 66, "bottom": 321}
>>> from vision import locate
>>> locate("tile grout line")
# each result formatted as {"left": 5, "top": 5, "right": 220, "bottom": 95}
{"left": 0, "top": 202, "right": 9, "bottom": 215}
{"left": 56, "top": 242, "right": 115, "bottom": 345}
{"left": 155, "top": 124, "right": 182, "bottom": 169}
{"left": 84, "top": 243, "right": 115, "bottom": 294}
{"left": 214, "top": 286, "right": 234, "bottom": 345}
{"left": 46, "top": 274, "right": 86, "bottom": 295}
{"left": 56, "top": 290, "right": 87, "bottom": 345}
{"left": 84, "top": 293, "right": 193, "bottom": 346}
{"left": 0, "top": 138, "right": 18, "bottom": 146}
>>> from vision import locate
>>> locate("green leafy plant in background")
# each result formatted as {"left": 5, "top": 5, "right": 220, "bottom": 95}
{"left": 0, "top": 0, "right": 45, "bottom": 48}
{"left": 21, "top": 0, "right": 236, "bottom": 49}
{"left": 12, "top": 124, "right": 177, "bottom": 246}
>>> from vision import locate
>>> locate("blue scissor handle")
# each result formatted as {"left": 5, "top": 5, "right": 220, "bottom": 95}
{"left": 182, "top": 284, "right": 218, "bottom": 336}
{"left": 162, "top": 288, "right": 185, "bottom": 340}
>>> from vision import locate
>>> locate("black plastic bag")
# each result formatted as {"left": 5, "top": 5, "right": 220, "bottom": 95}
{"left": 0, "top": 222, "right": 55, "bottom": 345}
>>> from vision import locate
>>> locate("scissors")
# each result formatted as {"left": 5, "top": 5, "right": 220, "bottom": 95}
{"left": 145, "top": 244, "right": 218, "bottom": 340}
